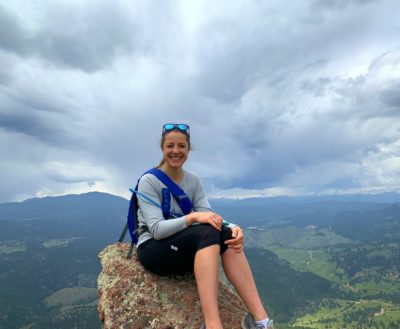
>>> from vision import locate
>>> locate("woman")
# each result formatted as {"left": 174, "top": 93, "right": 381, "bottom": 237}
{"left": 135, "top": 123, "right": 274, "bottom": 329}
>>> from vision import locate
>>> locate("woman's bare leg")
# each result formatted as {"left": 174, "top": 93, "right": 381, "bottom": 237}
{"left": 194, "top": 245, "right": 223, "bottom": 329}
{"left": 222, "top": 249, "right": 268, "bottom": 320}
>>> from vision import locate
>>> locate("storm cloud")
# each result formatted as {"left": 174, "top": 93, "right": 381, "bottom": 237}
{"left": 0, "top": 0, "right": 399, "bottom": 202}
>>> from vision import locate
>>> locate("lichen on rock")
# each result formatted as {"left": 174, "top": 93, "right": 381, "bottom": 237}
{"left": 98, "top": 243, "right": 247, "bottom": 329}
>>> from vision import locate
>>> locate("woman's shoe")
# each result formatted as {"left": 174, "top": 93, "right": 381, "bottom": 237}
{"left": 241, "top": 313, "right": 274, "bottom": 328}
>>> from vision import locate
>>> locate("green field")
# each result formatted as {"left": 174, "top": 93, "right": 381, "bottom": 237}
{"left": 0, "top": 240, "right": 26, "bottom": 254}
{"left": 352, "top": 269, "right": 400, "bottom": 296}
{"left": 42, "top": 237, "right": 81, "bottom": 248}
{"left": 245, "top": 226, "right": 350, "bottom": 284}
{"left": 245, "top": 226, "right": 352, "bottom": 250}
{"left": 268, "top": 246, "right": 345, "bottom": 284}
{"left": 293, "top": 299, "right": 400, "bottom": 329}
{"left": 244, "top": 227, "right": 400, "bottom": 329}
{"left": 1, "top": 192, "right": 399, "bottom": 329}
{"left": 45, "top": 287, "right": 98, "bottom": 307}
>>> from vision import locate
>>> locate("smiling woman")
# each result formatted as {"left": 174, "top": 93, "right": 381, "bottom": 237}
{"left": 131, "top": 123, "right": 274, "bottom": 329}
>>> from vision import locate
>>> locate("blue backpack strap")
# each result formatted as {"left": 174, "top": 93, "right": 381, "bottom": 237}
{"left": 124, "top": 170, "right": 156, "bottom": 247}
{"left": 147, "top": 168, "right": 193, "bottom": 215}
{"left": 119, "top": 170, "right": 171, "bottom": 246}
{"left": 131, "top": 187, "right": 181, "bottom": 218}
{"left": 119, "top": 168, "right": 193, "bottom": 259}
{"left": 127, "top": 181, "right": 140, "bottom": 245}
{"left": 117, "top": 180, "right": 140, "bottom": 259}
{"left": 161, "top": 188, "right": 171, "bottom": 219}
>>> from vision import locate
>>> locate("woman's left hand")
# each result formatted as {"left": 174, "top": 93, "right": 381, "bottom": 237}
{"left": 224, "top": 226, "right": 244, "bottom": 253}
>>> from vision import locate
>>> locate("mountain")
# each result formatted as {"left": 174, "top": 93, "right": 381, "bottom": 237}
{"left": 0, "top": 192, "right": 127, "bottom": 241}
{"left": 0, "top": 191, "right": 399, "bottom": 328}
{"left": 211, "top": 193, "right": 399, "bottom": 237}
{"left": 211, "top": 191, "right": 400, "bottom": 204}
{"left": 0, "top": 191, "right": 127, "bottom": 222}
{"left": 0, "top": 192, "right": 128, "bottom": 329}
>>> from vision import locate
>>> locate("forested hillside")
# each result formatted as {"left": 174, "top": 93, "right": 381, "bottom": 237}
{"left": 0, "top": 192, "right": 399, "bottom": 328}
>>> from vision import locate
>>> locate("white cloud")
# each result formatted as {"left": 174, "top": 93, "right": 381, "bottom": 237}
{"left": 0, "top": 0, "right": 399, "bottom": 202}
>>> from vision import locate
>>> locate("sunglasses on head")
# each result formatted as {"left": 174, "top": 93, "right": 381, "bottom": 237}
{"left": 162, "top": 123, "right": 190, "bottom": 135}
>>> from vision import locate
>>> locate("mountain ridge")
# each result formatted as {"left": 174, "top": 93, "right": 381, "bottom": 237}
{"left": 1, "top": 190, "right": 398, "bottom": 207}
{"left": 0, "top": 190, "right": 399, "bottom": 328}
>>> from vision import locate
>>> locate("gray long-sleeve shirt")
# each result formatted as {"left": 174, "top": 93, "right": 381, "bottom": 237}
{"left": 136, "top": 169, "right": 213, "bottom": 247}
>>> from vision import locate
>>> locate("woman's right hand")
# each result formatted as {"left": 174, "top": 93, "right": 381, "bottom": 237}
{"left": 186, "top": 212, "right": 223, "bottom": 231}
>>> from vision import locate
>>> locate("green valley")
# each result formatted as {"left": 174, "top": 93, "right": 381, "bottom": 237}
{"left": 243, "top": 225, "right": 400, "bottom": 328}
{"left": 0, "top": 192, "right": 399, "bottom": 328}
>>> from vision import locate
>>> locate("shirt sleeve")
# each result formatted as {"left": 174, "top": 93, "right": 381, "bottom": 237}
{"left": 137, "top": 175, "right": 187, "bottom": 240}
{"left": 191, "top": 176, "right": 213, "bottom": 212}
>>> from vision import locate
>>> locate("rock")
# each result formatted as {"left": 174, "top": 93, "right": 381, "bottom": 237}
{"left": 98, "top": 243, "right": 247, "bottom": 329}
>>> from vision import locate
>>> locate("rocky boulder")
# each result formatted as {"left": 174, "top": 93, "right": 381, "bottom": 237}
{"left": 97, "top": 243, "right": 247, "bottom": 329}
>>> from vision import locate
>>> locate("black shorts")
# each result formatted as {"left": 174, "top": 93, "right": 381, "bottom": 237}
{"left": 136, "top": 224, "right": 232, "bottom": 275}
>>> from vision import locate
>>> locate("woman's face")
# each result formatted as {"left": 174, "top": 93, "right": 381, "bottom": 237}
{"left": 161, "top": 131, "right": 189, "bottom": 169}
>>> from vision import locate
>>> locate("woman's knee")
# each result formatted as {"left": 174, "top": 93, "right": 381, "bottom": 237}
{"left": 196, "top": 225, "right": 223, "bottom": 250}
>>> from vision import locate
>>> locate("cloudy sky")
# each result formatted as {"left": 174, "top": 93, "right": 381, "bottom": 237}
{"left": 0, "top": 0, "right": 399, "bottom": 202}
